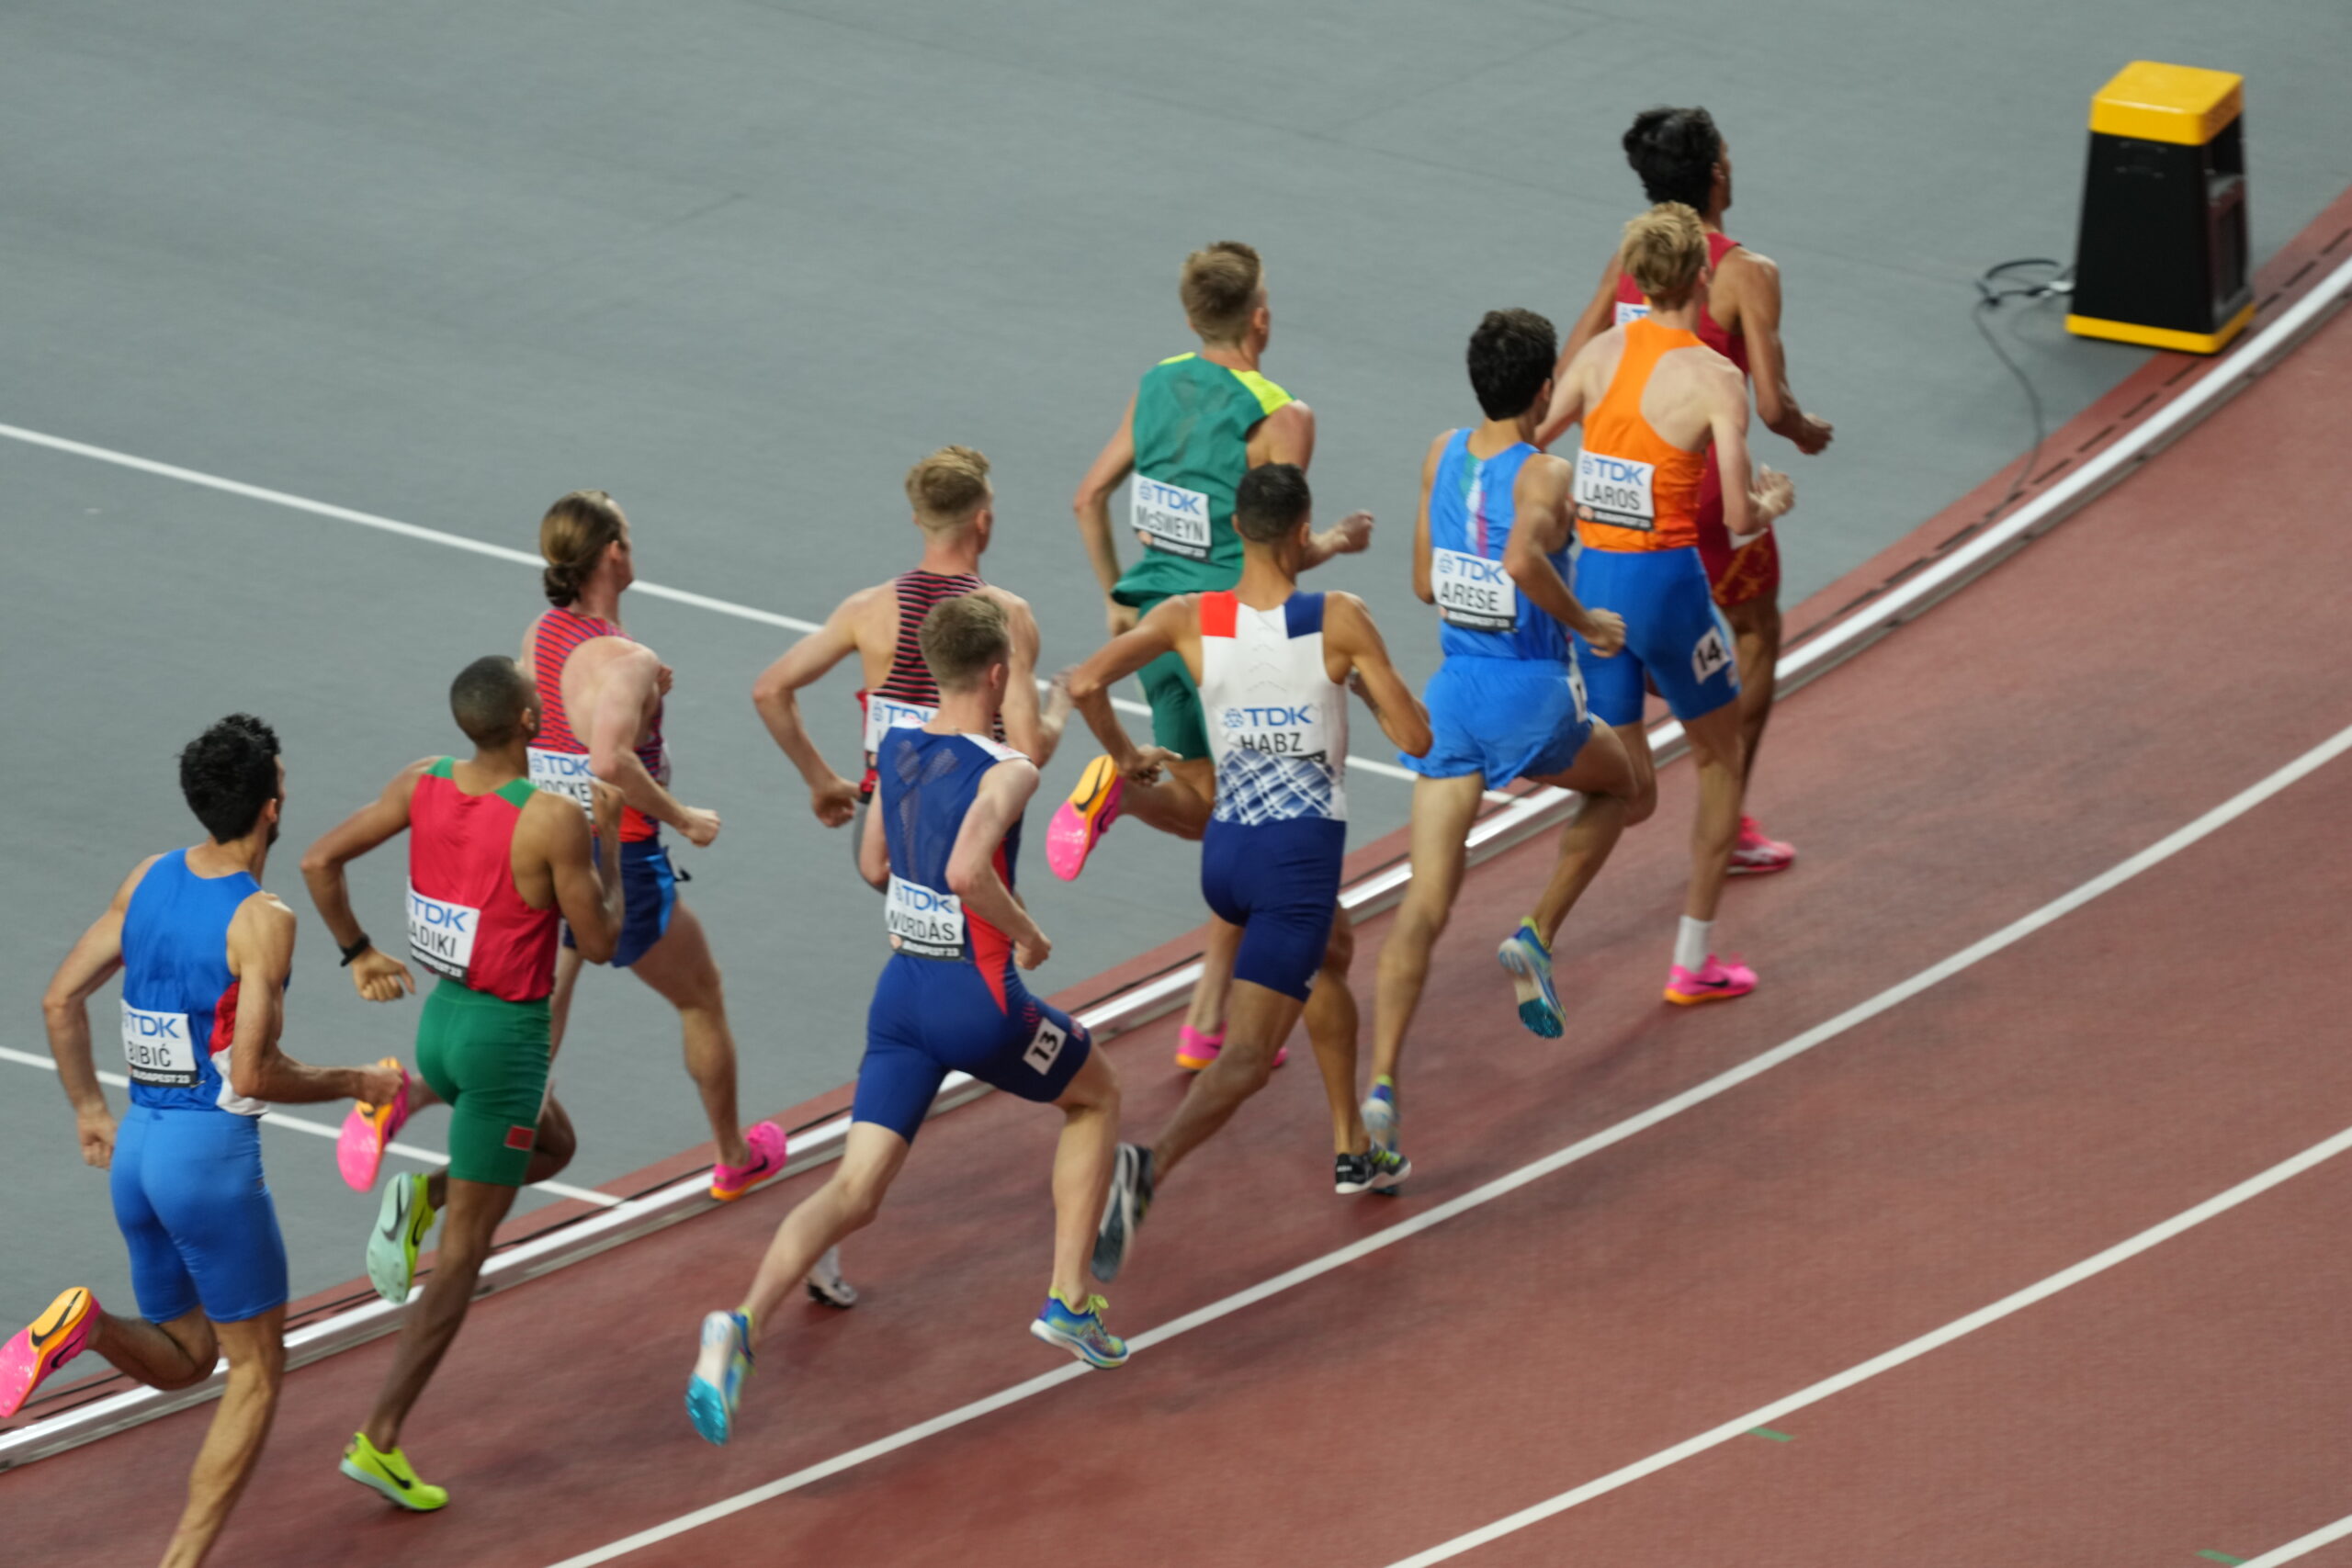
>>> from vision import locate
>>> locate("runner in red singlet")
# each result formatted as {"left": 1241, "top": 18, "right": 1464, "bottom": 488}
{"left": 524, "top": 491, "right": 786, "bottom": 1202}
{"left": 1544, "top": 106, "right": 1833, "bottom": 875}
{"left": 300, "top": 657, "right": 626, "bottom": 1508}
{"left": 752, "top": 446, "right": 1065, "bottom": 839}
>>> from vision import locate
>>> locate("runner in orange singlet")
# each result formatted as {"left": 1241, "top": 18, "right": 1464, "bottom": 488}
{"left": 1550, "top": 107, "right": 1833, "bottom": 875}
{"left": 1541, "top": 204, "right": 1794, "bottom": 1006}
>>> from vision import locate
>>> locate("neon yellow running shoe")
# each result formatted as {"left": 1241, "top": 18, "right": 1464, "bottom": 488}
{"left": 366, "top": 1172, "right": 435, "bottom": 1305}
{"left": 340, "top": 1431, "right": 448, "bottom": 1511}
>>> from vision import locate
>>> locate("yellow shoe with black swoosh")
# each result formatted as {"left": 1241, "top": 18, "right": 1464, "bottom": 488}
{"left": 340, "top": 1431, "right": 448, "bottom": 1511}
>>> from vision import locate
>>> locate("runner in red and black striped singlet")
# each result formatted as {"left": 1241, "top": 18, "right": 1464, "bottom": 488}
{"left": 526, "top": 604, "right": 670, "bottom": 842}
{"left": 857, "top": 570, "right": 1003, "bottom": 796}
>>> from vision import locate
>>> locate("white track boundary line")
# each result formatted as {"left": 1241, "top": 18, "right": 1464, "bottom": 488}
{"left": 2239, "top": 1512, "right": 2352, "bottom": 1567}
{"left": 537, "top": 719, "right": 2352, "bottom": 1567}
{"left": 0, "top": 419, "right": 1464, "bottom": 792}
{"left": 1381, "top": 1121, "right": 2352, "bottom": 1567}
{"left": 0, "top": 1045, "right": 617, "bottom": 1210}
{"left": 8, "top": 244, "right": 2344, "bottom": 1481}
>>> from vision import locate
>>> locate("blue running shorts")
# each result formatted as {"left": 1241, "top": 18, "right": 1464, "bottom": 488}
{"left": 854, "top": 958, "right": 1092, "bottom": 1143}
{"left": 1403, "top": 658, "right": 1594, "bottom": 785}
{"left": 1200, "top": 816, "right": 1347, "bottom": 1001}
{"left": 1571, "top": 546, "right": 1740, "bottom": 727}
{"left": 563, "top": 835, "right": 679, "bottom": 968}
{"left": 110, "top": 1105, "right": 288, "bottom": 1325}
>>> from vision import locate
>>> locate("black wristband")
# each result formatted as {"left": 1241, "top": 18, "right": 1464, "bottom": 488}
{"left": 339, "top": 935, "right": 374, "bottom": 967}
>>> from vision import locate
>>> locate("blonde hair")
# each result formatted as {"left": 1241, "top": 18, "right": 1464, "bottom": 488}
{"left": 1180, "top": 241, "right": 1264, "bottom": 344}
{"left": 539, "top": 490, "right": 627, "bottom": 607}
{"left": 919, "top": 592, "right": 1010, "bottom": 691}
{"left": 904, "top": 446, "right": 992, "bottom": 530}
{"left": 1621, "top": 202, "right": 1710, "bottom": 309}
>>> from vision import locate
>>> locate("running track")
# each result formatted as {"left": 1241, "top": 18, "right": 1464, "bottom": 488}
{"left": 9, "top": 285, "right": 2352, "bottom": 1568}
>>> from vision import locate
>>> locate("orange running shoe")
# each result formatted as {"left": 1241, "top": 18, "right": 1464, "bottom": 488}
{"left": 1, "top": 1287, "right": 98, "bottom": 1418}
{"left": 1046, "top": 756, "right": 1125, "bottom": 881}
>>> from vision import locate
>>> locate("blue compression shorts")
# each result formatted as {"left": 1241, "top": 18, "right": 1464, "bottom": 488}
{"left": 1572, "top": 546, "right": 1740, "bottom": 727}
{"left": 563, "top": 835, "right": 678, "bottom": 968}
{"left": 1403, "top": 658, "right": 1595, "bottom": 784}
{"left": 853, "top": 957, "right": 1092, "bottom": 1143}
{"left": 1200, "top": 816, "right": 1347, "bottom": 1001}
{"left": 110, "top": 1105, "right": 288, "bottom": 1325}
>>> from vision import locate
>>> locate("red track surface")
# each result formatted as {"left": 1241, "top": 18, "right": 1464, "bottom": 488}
{"left": 10, "top": 273, "right": 2352, "bottom": 1568}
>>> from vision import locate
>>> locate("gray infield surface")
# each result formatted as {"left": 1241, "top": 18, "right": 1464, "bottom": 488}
{"left": 2, "top": 0, "right": 2346, "bottom": 1324}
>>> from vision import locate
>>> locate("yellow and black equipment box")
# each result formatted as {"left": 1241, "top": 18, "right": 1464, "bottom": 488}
{"left": 2067, "top": 61, "right": 2252, "bottom": 355}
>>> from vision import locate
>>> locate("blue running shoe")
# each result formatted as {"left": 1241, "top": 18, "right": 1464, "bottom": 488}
{"left": 1030, "top": 1292, "right": 1130, "bottom": 1369}
{"left": 1362, "top": 1077, "right": 1397, "bottom": 1153}
{"left": 686, "top": 1310, "right": 752, "bottom": 1445}
{"left": 1498, "top": 919, "right": 1564, "bottom": 1039}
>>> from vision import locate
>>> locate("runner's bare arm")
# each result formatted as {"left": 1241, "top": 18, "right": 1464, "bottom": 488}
{"left": 1707, "top": 365, "right": 1792, "bottom": 544}
{"left": 856, "top": 773, "right": 889, "bottom": 891}
{"left": 1550, "top": 247, "right": 1627, "bottom": 414}
{"left": 1410, "top": 430, "right": 1450, "bottom": 604}
{"left": 1256, "top": 401, "right": 1373, "bottom": 568}
{"left": 751, "top": 592, "right": 869, "bottom": 828}
{"left": 40, "top": 855, "right": 160, "bottom": 1168}
{"left": 1506, "top": 456, "right": 1624, "bottom": 656}
{"left": 1535, "top": 333, "right": 1605, "bottom": 449}
{"left": 1066, "top": 597, "right": 1189, "bottom": 780}
{"left": 222, "top": 895, "right": 399, "bottom": 1107}
{"left": 586, "top": 642, "right": 719, "bottom": 846}
{"left": 987, "top": 589, "right": 1064, "bottom": 768}
{"left": 946, "top": 760, "right": 1051, "bottom": 969}
{"left": 299, "top": 759, "right": 431, "bottom": 1002}
{"left": 1324, "top": 592, "right": 1431, "bottom": 758}
{"left": 1718, "top": 250, "right": 1832, "bottom": 455}
{"left": 1073, "top": 395, "right": 1139, "bottom": 634}
{"left": 532, "top": 784, "right": 627, "bottom": 964}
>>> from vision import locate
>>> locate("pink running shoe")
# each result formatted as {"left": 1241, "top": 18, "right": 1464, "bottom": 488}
{"left": 2, "top": 1287, "right": 98, "bottom": 1418}
{"left": 1727, "top": 816, "right": 1795, "bottom": 876}
{"left": 336, "top": 1059, "right": 411, "bottom": 1192}
{"left": 1664, "top": 956, "right": 1758, "bottom": 1006}
{"left": 711, "top": 1121, "right": 787, "bottom": 1201}
{"left": 1046, "top": 756, "right": 1125, "bottom": 882}
{"left": 1172, "top": 1026, "right": 1285, "bottom": 1072}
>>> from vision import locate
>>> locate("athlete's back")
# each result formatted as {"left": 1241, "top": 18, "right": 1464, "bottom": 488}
{"left": 1426, "top": 432, "right": 1577, "bottom": 664}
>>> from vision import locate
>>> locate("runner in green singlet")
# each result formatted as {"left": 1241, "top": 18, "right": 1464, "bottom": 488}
{"left": 1056, "top": 241, "right": 1373, "bottom": 1072}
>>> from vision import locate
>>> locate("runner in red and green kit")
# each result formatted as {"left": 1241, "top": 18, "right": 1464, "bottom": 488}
{"left": 300, "top": 656, "right": 626, "bottom": 1511}
{"left": 1062, "top": 241, "right": 1373, "bottom": 1070}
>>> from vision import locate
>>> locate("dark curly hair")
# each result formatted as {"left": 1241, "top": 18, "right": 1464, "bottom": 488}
{"left": 1234, "top": 463, "right": 1311, "bottom": 543}
{"left": 1623, "top": 107, "right": 1723, "bottom": 212}
{"left": 1466, "top": 309, "right": 1557, "bottom": 419}
{"left": 178, "top": 714, "right": 281, "bottom": 842}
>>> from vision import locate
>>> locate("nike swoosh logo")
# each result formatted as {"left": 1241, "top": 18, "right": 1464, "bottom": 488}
{"left": 386, "top": 1467, "right": 412, "bottom": 1491}
{"left": 28, "top": 1292, "right": 85, "bottom": 1349}
{"left": 380, "top": 1185, "right": 409, "bottom": 1244}
{"left": 1687, "top": 976, "right": 1736, "bottom": 990}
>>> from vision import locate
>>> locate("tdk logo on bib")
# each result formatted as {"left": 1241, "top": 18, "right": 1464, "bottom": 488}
{"left": 1133, "top": 477, "right": 1213, "bottom": 559}
{"left": 886, "top": 875, "right": 966, "bottom": 959}
{"left": 407, "top": 886, "right": 481, "bottom": 981}
{"left": 121, "top": 1002, "right": 198, "bottom": 1087}
{"left": 1221, "top": 705, "right": 1322, "bottom": 757}
{"left": 863, "top": 695, "right": 938, "bottom": 756}
{"left": 1574, "top": 452, "right": 1657, "bottom": 525}
{"left": 526, "top": 747, "right": 596, "bottom": 808}
{"left": 1432, "top": 547, "right": 1517, "bottom": 632}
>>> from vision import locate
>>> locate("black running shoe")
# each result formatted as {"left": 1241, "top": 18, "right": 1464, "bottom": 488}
{"left": 1091, "top": 1143, "right": 1153, "bottom": 1282}
{"left": 1334, "top": 1145, "right": 1412, "bottom": 1197}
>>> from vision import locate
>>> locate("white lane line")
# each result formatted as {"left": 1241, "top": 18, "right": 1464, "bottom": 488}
{"left": 541, "top": 720, "right": 2352, "bottom": 1567}
{"left": 1381, "top": 1122, "right": 2352, "bottom": 1567}
{"left": 0, "top": 1044, "right": 621, "bottom": 1209}
{"left": 2240, "top": 1513, "right": 2352, "bottom": 1567}
{"left": 0, "top": 419, "right": 1472, "bottom": 793}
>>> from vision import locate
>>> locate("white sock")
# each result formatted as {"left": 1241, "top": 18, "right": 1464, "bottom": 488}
{"left": 1674, "top": 917, "right": 1713, "bottom": 973}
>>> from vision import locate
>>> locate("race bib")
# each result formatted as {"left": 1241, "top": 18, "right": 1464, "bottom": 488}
{"left": 526, "top": 746, "right": 596, "bottom": 810}
{"left": 1691, "top": 625, "right": 1732, "bottom": 684}
{"left": 1431, "top": 547, "right": 1517, "bottom": 633}
{"left": 1573, "top": 451, "right": 1657, "bottom": 529}
{"left": 407, "top": 885, "right": 481, "bottom": 982}
{"left": 1023, "top": 1015, "right": 1069, "bottom": 1076}
{"left": 886, "top": 875, "right": 966, "bottom": 959}
{"left": 1613, "top": 299, "right": 1650, "bottom": 326}
{"left": 121, "top": 1002, "right": 197, "bottom": 1088}
{"left": 862, "top": 694, "right": 938, "bottom": 757}
{"left": 1133, "top": 476, "right": 1213, "bottom": 560}
{"left": 1216, "top": 700, "right": 1328, "bottom": 761}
